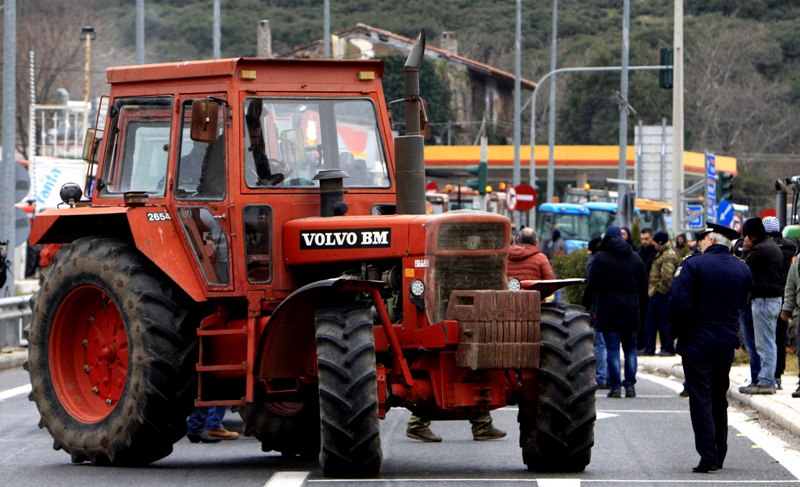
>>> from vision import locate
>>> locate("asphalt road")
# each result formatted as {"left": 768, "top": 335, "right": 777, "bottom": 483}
{"left": 1, "top": 366, "right": 799, "bottom": 487}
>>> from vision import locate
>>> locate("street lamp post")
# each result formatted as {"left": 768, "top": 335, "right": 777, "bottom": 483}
{"left": 525, "top": 65, "right": 668, "bottom": 204}
{"left": 80, "top": 26, "right": 95, "bottom": 136}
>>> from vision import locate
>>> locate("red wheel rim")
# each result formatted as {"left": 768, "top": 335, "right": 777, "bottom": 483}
{"left": 49, "top": 285, "right": 128, "bottom": 423}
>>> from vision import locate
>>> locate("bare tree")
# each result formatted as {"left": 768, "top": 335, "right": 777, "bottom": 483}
{"left": 7, "top": 0, "right": 135, "bottom": 159}
{"left": 685, "top": 16, "right": 799, "bottom": 156}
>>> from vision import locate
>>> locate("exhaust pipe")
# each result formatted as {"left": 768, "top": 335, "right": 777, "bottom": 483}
{"left": 395, "top": 30, "right": 427, "bottom": 215}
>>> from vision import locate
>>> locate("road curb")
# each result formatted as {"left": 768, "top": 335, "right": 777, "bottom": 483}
{"left": 0, "top": 350, "right": 27, "bottom": 371}
{"left": 640, "top": 358, "right": 800, "bottom": 438}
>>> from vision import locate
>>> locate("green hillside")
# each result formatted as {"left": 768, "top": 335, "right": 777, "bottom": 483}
{"left": 9, "top": 0, "right": 800, "bottom": 209}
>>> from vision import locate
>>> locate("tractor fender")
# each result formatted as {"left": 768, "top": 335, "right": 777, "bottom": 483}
{"left": 30, "top": 206, "right": 206, "bottom": 302}
{"left": 256, "top": 278, "right": 380, "bottom": 381}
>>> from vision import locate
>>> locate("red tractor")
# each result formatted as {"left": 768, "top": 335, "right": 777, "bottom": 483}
{"left": 26, "top": 33, "right": 595, "bottom": 477}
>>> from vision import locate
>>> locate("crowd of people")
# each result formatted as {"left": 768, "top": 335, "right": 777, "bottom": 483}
{"left": 578, "top": 217, "right": 799, "bottom": 473}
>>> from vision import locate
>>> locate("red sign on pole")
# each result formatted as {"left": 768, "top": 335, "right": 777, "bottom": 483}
{"left": 507, "top": 184, "right": 537, "bottom": 212}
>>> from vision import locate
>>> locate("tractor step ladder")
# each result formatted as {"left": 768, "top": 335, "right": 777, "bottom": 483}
{"left": 195, "top": 312, "right": 248, "bottom": 406}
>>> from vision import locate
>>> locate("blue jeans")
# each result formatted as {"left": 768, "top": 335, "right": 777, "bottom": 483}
{"left": 187, "top": 406, "right": 225, "bottom": 434}
{"left": 603, "top": 331, "right": 637, "bottom": 390}
{"left": 752, "top": 297, "right": 781, "bottom": 388}
{"left": 740, "top": 306, "right": 760, "bottom": 384}
{"left": 595, "top": 330, "right": 607, "bottom": 385}
{"left": 644, "top": 292, "right": 674, "bottom": 354}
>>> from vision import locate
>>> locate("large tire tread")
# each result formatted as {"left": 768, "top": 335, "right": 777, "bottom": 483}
{"left": 316, "top": 307, "right": 382, "bottom": 478}
{"left": 27, "top": 237, "right": 198, "bottom": 466}
{"left": 520, "top": 303, "right": 596, "bottom": 473}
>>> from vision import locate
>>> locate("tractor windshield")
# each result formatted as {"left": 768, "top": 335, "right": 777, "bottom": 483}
{"left": 243, "top": 97, "right": 389, "bottom": 189}
{"left": 99, "top": 97, "right": 173, "bottom": 197}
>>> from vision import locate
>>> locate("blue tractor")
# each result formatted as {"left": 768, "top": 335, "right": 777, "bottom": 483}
{"left": 536, "top": 203, "right": 591, "bottom": 253}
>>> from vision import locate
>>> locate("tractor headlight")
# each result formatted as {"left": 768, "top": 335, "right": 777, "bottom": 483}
{"left": 409, "top": 279, "right": 425, "bottom": 297}
{"left": 507, "top": 277, "right": 521, "bottom": 292}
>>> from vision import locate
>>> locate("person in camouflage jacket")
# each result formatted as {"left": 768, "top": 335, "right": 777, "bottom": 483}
{"left": 643, "top": 231, "right": 678, "bottom": 356}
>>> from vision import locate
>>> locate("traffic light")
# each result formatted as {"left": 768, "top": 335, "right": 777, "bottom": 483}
{"left": 717, "top": 171, "right": 734, "bottom": 201}
{"left": 467, "top": 161, "right": 488, "bottom": 195}
{"left": 659, "top": 48, "right": 673, "bottom": 89}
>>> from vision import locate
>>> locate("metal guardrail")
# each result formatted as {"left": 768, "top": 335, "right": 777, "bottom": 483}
{"left": 0, "top": 295, "right": 33, "bottom": 348}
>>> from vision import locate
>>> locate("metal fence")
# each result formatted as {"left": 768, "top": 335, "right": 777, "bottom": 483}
{"left": 0, "top": 295, "right": 32, "bottom": 349}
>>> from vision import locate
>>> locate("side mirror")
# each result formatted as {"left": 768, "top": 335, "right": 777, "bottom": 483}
{"left": 190, "top": 99, "right": 220, "bottom": 143}
{"left": 82, "top": 128, "right": 100, "bottom": 162}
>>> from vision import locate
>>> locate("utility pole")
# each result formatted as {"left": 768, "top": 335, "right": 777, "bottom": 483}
{"left": 136, "top": 0, "right": 145, "bottom": 64}
{"left": 323, "top": 0, "right": 331, "bottom": 59}
{"left": 1, "top": 0, "right": 17, "bottom": 295}
{"left": 617, "top": 0, "right": 631, "bottom": 227}
{"left": 546, "top": 0, "right": 558, "bottom": 204}
{"left": 671, "top": 1, "right": 685, "bottom": 238}
{"left": 80, "top": 26, "right": 95, "bottom": 142}
{"left": 512, "top": 0, "right": 522, "bottom": 229}
{"left": 213, "top": 0, "right": 221, "bottom": 59}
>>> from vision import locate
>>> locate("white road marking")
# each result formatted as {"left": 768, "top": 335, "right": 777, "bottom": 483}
{"left": 264, "top": 471, "right": 310, "bottom": 487}
{"left": 537, "top": 480, "right": 581, "bottom": 487}
{"left": 0, "top": 384, "right": 31, "bottom": 402}
{"left": 729, "top": 410, "right": 800, "bottom": 480}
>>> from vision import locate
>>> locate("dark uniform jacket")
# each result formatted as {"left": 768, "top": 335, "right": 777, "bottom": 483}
{"left": 582, "top": 234, "right": 648, "bottom": 333}
{"left": 669, "top": 244, "right": 753, "bottom": 361}
{"left": 744, "top": 238, "right": 785, "bottom": 298}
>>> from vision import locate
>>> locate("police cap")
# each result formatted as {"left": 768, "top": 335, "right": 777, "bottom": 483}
{"left": 697, "top": 222, "right": 740, "bottom": 241}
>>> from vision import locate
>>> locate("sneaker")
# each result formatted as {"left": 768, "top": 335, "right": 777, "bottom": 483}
{"left": 597, "top": 382, "right": 610, "bottom": 390}
{"left": 792, "top": 385, "right": 800, "bottom": 398}
{"left": 739, "top": 385, "right": 776, "bottom": 395}
{"left": 187, "top": 431, "right": 221, "bottom": 443}
{"left": 206, "top": 427, "right": 240, "bottom": 440}
{"left": 406, "top": 427, "right": 442, "bottom": 442}
{"left": 625, "top": 386, "right": 636, "bottom": 398}
{"left": 473, "top": 427, "right": 507, "bottom": 441}
{"left": 607, "top": 388, "right": 622, "bottom": 398}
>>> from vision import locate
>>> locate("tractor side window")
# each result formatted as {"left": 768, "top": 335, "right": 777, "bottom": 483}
{"left": 178, "top": 206, "right": 230, "bottom": 286}
{"left": 243, "top": 205, "right": 272, "bottom": 283}
{"left": 243, "top": 97, "right": 389, "bottom": 189}
{"left": 99, "top": 97, "right": 173, "bottom": 197}
{"left": 176, "top": 101, "right": 226, "bottom": 200}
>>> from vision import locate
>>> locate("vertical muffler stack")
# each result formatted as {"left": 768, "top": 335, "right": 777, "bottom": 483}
{"left": 395, "top": 31, "right": 427, "bottom": 216}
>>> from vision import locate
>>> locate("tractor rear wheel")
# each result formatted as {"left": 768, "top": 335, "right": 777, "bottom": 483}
{"left": 520, "top": 303, "right": 595, "bottom": 472}
{"left": 26, "top": 237, "right": 197, "bottom": 466}
{"left": 315, "top": 307, "right": 382, "bottom": 478}
{"left": 239, "top": 399, "right": 320, "bottom": 459}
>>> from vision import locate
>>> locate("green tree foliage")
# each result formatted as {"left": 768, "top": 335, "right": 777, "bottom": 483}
{"left": 380, "top": 56, "right": 452, "bottom": 143}
{"left": 550, "top": 250, "right": 589, "bottom": 305}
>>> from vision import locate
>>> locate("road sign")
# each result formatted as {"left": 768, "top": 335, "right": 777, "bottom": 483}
{"left": 706, "top": 153, "right": 716, "bottom": 223}
{"left": 732, "top": 214, "right": 743, "bottom": 233}
{"left": 507, "top": 184, "right": 537, "bottom": 212}
{"left": 717, "top": 199, "right": 733, "bottom": 227}
{"left": 687, "top": 204, "right": 703, "bottom": 228}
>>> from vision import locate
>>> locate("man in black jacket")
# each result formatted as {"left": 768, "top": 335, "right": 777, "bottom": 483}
{"left": 583, "top": 226, "right": 648, "bottom": 398}
{"left": 740, "top": 217, "right": 785, "bottom": 394}
{"left": 763, "top": 216, "right": 798, "bottom": 388}
{"left": 669, "top": 223, "right": 752, "bottom": 473}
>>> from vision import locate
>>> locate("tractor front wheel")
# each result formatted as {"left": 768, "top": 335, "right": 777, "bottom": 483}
{"left": 26, "top": 237, "right": 197, "bottom": 466}
{"left": 520, "top": 303, "right": 596, "bottom": 472}
{"left": 315, "top": 307, "right": 382, "bottom": 478}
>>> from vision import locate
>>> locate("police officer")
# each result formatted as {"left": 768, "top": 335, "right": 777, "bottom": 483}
{"left": 669, "top": 223, "right": 753, "bottom": 473}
